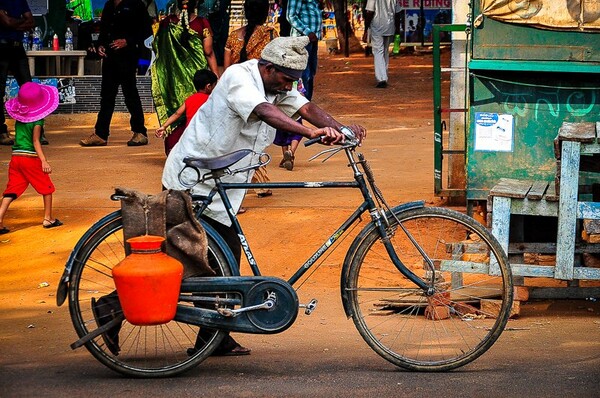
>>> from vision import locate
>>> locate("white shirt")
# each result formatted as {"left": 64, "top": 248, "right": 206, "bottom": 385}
{"left": 365, "top": 0, "right": 401, "bottom": 37}
{"left": 162, "top": 59, "right": 309, "bottom": 226}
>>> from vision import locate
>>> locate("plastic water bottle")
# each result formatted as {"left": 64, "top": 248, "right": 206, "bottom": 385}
{"left": 46, "top": 27, "right": 55, "bottom": 48}
{"left": 22, "top": 31, "right": 31, "bottom": 51}
{"left": 392, "top": 34, "right": 401, "bottom": 55}
{"left": 65, "top": 27, "right": 73, "bottom": 51}
{"left": 32, "top": 27, "right": 42, "bottom": 51}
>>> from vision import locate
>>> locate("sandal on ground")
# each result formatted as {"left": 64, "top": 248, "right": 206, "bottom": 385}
{"left": 0, "top": 227, "right": 9, "bottom": 234}
{"left": 211, "top": 335, "right": 251, "bottom": 356}
{"left": 43, "top": 218, "right": 63, "bottom": 229}
{"left": 187, "top": 333, "right": 251, "bottom": 357}
{"left": 211, "top": 343, "right": 252, "bottom": 356}
{"left": 238, "top": 207, "right": 247, "bottom": 214}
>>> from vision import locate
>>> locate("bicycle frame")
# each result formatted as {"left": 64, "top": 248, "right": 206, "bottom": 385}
{"left": 194, "top": 148, "right": 430, "bottom": 291}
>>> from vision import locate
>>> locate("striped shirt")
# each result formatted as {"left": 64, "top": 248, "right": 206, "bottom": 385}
{"left": 286, "top": 0, "right": 323, "bottom": 39}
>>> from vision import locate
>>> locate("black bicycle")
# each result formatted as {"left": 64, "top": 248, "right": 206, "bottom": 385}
{"left": 57, "top": 127, "right": 513, "bottom": 377}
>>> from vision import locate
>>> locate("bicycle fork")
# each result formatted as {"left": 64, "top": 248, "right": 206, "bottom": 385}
{"left": 372, "top": 211, "right": 435, "bottom": 295}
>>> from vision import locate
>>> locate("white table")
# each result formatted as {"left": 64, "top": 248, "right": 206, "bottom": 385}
{"left": 26, "top": 50, "right": 87, "bottom": 76}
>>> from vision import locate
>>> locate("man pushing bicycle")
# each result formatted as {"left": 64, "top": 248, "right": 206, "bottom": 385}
{"left": 161, "top": 35, "right": 366, "bottom": 355}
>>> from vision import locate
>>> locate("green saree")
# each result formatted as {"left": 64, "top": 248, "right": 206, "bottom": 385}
{"left": 151, "top": 22, "right": 208, "bottom": 131}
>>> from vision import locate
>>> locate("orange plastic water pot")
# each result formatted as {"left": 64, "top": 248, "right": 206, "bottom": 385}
{"left": 112, "top": 235, "right": 183, "bottom": 326}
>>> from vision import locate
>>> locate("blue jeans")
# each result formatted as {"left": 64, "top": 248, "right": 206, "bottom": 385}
{"left": 302, "top": 41, "right": 318, "bottom": 101}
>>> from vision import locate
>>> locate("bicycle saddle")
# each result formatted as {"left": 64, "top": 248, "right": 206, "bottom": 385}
{"left": 183, "top": 149, "right": 253, "bottom": 171}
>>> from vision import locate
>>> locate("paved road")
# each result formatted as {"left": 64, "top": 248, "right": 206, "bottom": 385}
{"left": 2, "top": 291, "right": 599, "bottom": 397}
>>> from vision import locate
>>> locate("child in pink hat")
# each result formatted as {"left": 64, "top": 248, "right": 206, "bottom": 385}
{"left": 0, "top": 82, "right": 62, "bottom": 234}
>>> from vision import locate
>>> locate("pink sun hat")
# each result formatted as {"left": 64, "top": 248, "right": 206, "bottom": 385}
{"left": 5, "top": 82, "right": 59, "bottom": 123}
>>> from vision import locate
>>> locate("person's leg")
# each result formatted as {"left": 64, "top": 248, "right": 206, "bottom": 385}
{"left": 93, "top": 59, "right": 120, "bottom": 141}
{"left": 42, "top": 193, "right": 53, "bottom": 222}
{"left": 119, "top": 55, "right": 147, "bottom": 143}
{"left": 290, "top": 138, "right": 300, "bottom": 155}
{"left": 41, "top": 193, "right": 62, "bottom": 227}
{"left": 201, "top": 216, "right": 241, "bottom": 264}
{"left": 0, "top": 156, "right": 29, "bottom": 230}
{"left": 0, "top": 196, "right": 14, "bottom": 231}
{"left": 370, "top": 33, "right": 387, "bottom": 86}
{"left": 193, "top": 216, "right": 249, "bottom": 355}
{"left": 301, "top": 41, "right": 318, "bottom": 101}
{"left": 20, "top": 157, "right": 61, "bottom": 227}
{"left": 252, "top": 166, "right": 272, "bottom": 197}
{"left": 382, "top": 35, "right": 392, "bottom": 80}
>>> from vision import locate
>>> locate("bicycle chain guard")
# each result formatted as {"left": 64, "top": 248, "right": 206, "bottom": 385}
{"left": 175, "top": 276, "right": 299, "bottom": 334}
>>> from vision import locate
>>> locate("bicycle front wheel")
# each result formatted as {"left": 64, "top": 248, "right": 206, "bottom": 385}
{"left": 347, "top": 207, "right": 512, "bottom": 371}
{"left": 67, "top": 212, "right": 233, "bottom": 378}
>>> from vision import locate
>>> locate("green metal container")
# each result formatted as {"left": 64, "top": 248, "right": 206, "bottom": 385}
{"left": 466, "top": 2, "right": 600, "bottom": 201}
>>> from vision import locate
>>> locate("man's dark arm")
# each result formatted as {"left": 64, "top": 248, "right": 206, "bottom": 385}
{"left": 296, "top": 102, "right": 343, "bottom": 130}
{"left": 362, "top": 10, "right": 374, "bottom": 41}
{"left": 253, "top": 102, "right": 316, "bottom": 138}
{"left": 0, "top": 10, "right": 34, "bottom": 31}
{"left": 254, "top": 102, "right": 366, "bottom": 143}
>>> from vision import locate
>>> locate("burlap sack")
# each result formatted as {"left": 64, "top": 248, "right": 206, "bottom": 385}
{"left": 115, "top": 187, "right": 214, "bottom": 278}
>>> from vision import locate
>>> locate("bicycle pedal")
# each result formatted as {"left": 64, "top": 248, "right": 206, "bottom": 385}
{"left": 299, "top": 299, "right": 318, "bottom": 315}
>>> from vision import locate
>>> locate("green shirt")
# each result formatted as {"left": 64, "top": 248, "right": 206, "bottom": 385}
{"left": 12, "top": 119, "right": 44, "bottom": 157}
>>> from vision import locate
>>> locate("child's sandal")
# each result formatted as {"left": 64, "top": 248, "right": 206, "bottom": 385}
{"left": 43, "top": 218, "right": 63, "bottom": 229}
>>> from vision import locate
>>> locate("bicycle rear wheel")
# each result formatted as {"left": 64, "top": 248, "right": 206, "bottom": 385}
{"left": 346, "top": 207, "right": 512, "bottom": 371}
{"left": 67, "top": 212, "right": 233, "bottom": 377}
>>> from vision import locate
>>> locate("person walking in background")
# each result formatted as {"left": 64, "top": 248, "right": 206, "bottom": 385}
{"left": 286, "top": 0, "right": 322, "bottom": 101}
{"left": 0, "top": 82, "right": 62, "bottom": 234}
{"left": 0, "top": 0, "right": 45, "bottom": 146}
{"left": 151, "top": 0, "right": 219, "bottom": 144}
{"left": 79, "top": 0, "right": 152, "bottom": 147}
{"left": 155, "top": 69, "right": 217, "bottom": 156}
{"left": 224, "top": 0, "right": 277, "bottom": 197}
{"left": 280, "top": 0, "right": 322, "bottom": 170}
{"left": 223, "top": 0, "right": 277, "bottom": 69}
{"left": 362, "top": 0, "right": 401, "bottom": 88}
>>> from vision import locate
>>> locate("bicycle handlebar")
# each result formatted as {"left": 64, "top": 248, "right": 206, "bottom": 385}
{"left": 304, "top": 126, "right": 358, "bottom": 148}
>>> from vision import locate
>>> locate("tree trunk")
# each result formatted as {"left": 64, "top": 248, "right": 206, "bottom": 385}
{"left": 331, "top": 0, "right": 363, "bottom": 54}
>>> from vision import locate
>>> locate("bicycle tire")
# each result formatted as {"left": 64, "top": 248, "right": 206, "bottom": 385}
{"left": 67, "top": 211, "right": 234, "bottom": 378}
{"left": 346, "top": 206, "right": 513, "bottom": 371}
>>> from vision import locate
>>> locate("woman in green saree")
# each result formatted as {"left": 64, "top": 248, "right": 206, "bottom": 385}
{"left": 151, "top": 0, "right": 219, "bottom": 155}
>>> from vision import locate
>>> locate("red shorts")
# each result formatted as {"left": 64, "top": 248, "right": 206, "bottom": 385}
{"left": 3, "top": 155, "right": 56, "bottom": 198}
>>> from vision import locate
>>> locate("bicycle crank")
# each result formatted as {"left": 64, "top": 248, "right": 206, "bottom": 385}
{"left": 245, "top": 281, "right": 299, "bottom": 332}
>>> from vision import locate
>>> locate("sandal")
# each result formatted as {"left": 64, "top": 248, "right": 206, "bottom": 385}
{"left": 211, "top": 343, "right": 252, "bottom": 356}
{"left": 282, "top": 150, "right": 294, "bottom": 171}
{"left": 43, "top": 218, "right": 63, "bottom": 229}
{"left": 210, "top": 335, "right": 252, "bottom": 356}
{"left": 0, "top": 227, "right": 9, "bottom": 234}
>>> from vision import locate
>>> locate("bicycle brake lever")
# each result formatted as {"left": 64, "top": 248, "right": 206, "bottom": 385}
{"left": 308, "top": 146, "right": 342, "bottom": 162}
